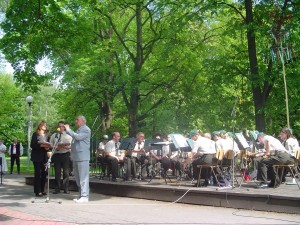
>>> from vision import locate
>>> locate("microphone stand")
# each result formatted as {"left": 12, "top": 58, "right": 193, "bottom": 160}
{"left": 230, "top": 96, "right": 239, "bottom": 189}
{"left": 40, "top": 134, "right": 62, "bottom": 204}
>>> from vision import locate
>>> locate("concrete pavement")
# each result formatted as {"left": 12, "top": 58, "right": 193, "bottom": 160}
{"left": 1, "top": 173, "right": 300, "bottom": 225}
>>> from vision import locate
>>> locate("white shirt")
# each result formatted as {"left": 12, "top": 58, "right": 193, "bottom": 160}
{"left": 131, "top": 141, "right": 145, "bottom": 157}
{"left": 0, "top": 143, "right": 7, "bottom": 154}
{"left": 50, "top": 132, "right": 72, "bottom": 154}
{"left": 263, "top": 135, "right": 287, "bottom": 153}
{"left": 98, "top": 141, "right": 106, "bottom": 150}
{"left": 283, "top": 137, "right": 299, "bottom": 155}
{"left": 215, "top": 138, "right": 228, "bottom": 151}
{"left": 105, "top": 140, "right": 120, "bottom": 156}
{"left": 192, "top": 136, "right": 216, "bottom": 154}
{"left": 225, "top": 137, "right": 240, "bottom": 154}
{"left": 7, "top": 143, "right": 23, "bottom": 156}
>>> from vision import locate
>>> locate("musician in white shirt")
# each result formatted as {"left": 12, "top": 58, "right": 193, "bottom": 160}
{"left": 256, "top": 133, "right": 294, "bottom": 188}
{"left": 279, "top": 127, "right": 299, "bottom": 183}
{"left": 190, "top": 130, "right": 216, "bottom": 186}
{"left": 280, "top": 127, "right": 299, "bottom": 155}
{"left": 104, "top": 132, "right": 121, "bottom": 182}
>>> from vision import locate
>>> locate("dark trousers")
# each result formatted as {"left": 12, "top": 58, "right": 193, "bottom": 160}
{"left": 257, "top": 151, "right": 293, "bottom": 185}
{"left": 33, "top": 161, "right": 47, "bottom": 194}
{"left": 161, "top": 157, "right": 171, "bottom": 172}
{"left": 105, "top": 156, "right": 118, "bottom": 179}
{"left": 192, "top": 154, "right": 214, "bottom": 180}
{"left": 69, "top": 157, "right": 73, "bottom": 175}
{"left": 52, "top": 152, "right": 70, "bottom": 192}
{"left": 10, "top": 155, "right": 20, "bottom": 174}
{"left": 124, "top": 157, "right": 137, "bottom": 179}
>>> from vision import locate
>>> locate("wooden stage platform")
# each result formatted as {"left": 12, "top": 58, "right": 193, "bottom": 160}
{"left": 25, "top": 173, "right": 300, "bottom": 214}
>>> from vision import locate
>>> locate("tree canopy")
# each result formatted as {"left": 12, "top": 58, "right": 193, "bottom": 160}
{"left": 0, "top": 0, "right": 299, "bottom": 139}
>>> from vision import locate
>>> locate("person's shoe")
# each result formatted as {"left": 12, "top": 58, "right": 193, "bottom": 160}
{"left": 36, "top": 193, "right": 43, "bottom": 197}
{"left": 53, "top": 190, "right": 60, "bottom": 194}
{"left": 268, "top": 183, "right": 279, "bottom": 188}
{"left": 64, "top": 190, "right": 70, "bottom": 194}
{"left": 74, "top": 197, "right": 88, "bottom": 203}
{"left": 42, "top": 192, "right": 47, "bottom": 196}
{"left": 256, "top": 183, "right": 269, "bottom": 189}
{"left": 111, "top": 178, "right": 117, "bottom": 182}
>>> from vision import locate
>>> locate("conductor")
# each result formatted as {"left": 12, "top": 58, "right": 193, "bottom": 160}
{"left": 65, "top": 116, "right": 91, "bottom": 203}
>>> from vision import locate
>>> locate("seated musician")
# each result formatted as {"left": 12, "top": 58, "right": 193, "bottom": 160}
{"left": 221, "top": 131, "right": 240, "bottom": 165}
{"left": 212, "top": 130, "right": 226, "bottom": 150}
{"left": 190, "top": 130, "right": 216, "bottom": 186}
{"left": 279, "top": 127, "right": 299, "bottom": 182}
{"left": 147, "top": 133, "right": 171, "bottom": 178}
{"left": 127, "top": 132, "right": 147, "bottom": 179}
{"left": 280, "top": 127, "right": 299, "bottom": 156}
{"left": 256, "top": 132, "right": 294, "bottom": 188}
{"left": 95, "top": 135, "right": 109, "bottom": 165}
{"left": 165, "top": 134, "right": 181, "bottom": 177}
{"left": 104, "top": 132, "right": 122, "bottom": 182}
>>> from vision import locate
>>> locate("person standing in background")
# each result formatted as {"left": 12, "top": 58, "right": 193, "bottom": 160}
{"left": 0, "top": 139, "right": 8, "bottom": 174}
{"left": 8, "top": 137, "right": 23, "bottom": 174}
{"left": 65, "top": 116, "right": 91, "bottom": 203}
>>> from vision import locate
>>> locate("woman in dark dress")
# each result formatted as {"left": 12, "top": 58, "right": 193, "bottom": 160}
{"left": 30, "top": 120, "right": 50, "bottom": 197}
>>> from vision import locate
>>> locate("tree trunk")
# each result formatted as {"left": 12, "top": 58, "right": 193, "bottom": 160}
{"left": 245, "top": 0, "right": 266, "bottom": 131}
{"left": 128, "top": 2, "right": 143, "bottom": 137}
{"left": 100, "top": 101, "right": 113, "bottom": 132}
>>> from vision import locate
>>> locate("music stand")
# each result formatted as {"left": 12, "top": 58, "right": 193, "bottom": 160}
{"left": 119, "top": 138, "right": 136, "bottom": 180}
{"left": 234, "top": 132, "right": 253, "bottom": 188}
{"left": 147, "top": 141, "right": 172, "bottom": 184}
{"left": 119, "top": 138, "right": 136, "bottom": 151}
{"left": 169, "top": 134, "right": 193, "bottom": 182}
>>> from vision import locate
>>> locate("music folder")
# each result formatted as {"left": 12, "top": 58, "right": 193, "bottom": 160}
{"left": 235, "top": 132, "right": 250, "bottom": 150}
{"left": 119, "top": 137, "right": 136, "bottom": 150}
{"left": 169, "top": 133, "right": 192, "bottom": 152}
{"left": 144, "top": 139, "right": 164, "bottom": 151}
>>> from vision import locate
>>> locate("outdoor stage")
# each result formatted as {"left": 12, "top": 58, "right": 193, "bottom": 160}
{"left": 25, "top": 173, "right": 300, "bottom": 214}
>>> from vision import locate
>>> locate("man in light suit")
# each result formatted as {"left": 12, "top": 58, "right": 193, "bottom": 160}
{"left": 65, "top": 116, "right": 91, "bottom": 203}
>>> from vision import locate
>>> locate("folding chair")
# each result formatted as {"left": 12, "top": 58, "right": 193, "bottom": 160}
{"left": 273, "top": 148, "right": 300, "bottom": 189}
{"left": 219, "top": 149, "right": 239, "bottom": 187}
{"left": 196, "top": 149, "right": 224, "bottom": 187}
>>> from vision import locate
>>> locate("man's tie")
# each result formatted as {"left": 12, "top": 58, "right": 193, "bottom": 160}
{"left": 115, "top": 142, "right": 119, "bottom": 156}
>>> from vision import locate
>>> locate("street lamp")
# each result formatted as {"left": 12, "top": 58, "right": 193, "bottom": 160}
{"left": 26, "top": 96, "right": 33, "bottom": 171}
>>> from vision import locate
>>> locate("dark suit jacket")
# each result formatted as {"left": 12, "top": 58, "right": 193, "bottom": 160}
{"left": 30, "top": 132, "right": 48, "bottom": 163}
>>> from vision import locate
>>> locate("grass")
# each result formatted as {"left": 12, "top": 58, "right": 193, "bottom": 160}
{"left": 3, "top": 156, "right": 35, "bottom": 175}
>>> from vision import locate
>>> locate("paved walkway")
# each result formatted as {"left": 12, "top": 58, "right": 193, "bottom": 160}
{"left": 1, "top": 173, "right": 300, "bottom": 225}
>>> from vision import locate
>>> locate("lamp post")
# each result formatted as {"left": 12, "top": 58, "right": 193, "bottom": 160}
{"left": 26, "top": 96, "right": 33, "bottom": 171}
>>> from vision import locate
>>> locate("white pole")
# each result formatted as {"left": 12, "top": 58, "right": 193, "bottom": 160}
{"left": 27, "top": 104, "right": 32, "bottom": 171}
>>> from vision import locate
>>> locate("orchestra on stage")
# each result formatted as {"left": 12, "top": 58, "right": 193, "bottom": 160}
{"left": 94, "top": 128, "right": 300, "bottom": 189}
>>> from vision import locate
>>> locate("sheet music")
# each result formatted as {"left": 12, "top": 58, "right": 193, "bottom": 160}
{"left": 235, "top": 133, "right": 250, "bottom": 149}
{"left": 169, "top": 134, "right": 192, "bottom": 152}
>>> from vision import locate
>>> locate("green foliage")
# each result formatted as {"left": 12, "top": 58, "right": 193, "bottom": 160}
{"left": 0, "top": 73, "right": 27, "bottom": 143}
{"left": 0, "top": 0, "right": 299, "bottom": 139}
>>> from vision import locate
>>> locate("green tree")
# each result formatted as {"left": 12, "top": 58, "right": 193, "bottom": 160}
{"left": 0, "top": 73, "right": 27, "bottom": 144}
